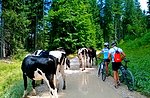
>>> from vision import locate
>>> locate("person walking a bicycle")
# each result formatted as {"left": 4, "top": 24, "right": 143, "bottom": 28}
{"left": 108, "top": 41, "right": 126, "bottom": 88}
{"left": 98, "top": 42, "right": 110, "bottom": 77}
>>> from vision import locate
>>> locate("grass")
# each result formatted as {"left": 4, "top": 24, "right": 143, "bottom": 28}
{"left": 119, "top": 40, "right": 150, "bottom": 96}
{"left": 0, "top": 59, "right": 32, "bottom": 98}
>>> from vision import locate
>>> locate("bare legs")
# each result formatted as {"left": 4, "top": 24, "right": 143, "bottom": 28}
{"left": 113, "top": 70, "right": 119, "bottom": 88}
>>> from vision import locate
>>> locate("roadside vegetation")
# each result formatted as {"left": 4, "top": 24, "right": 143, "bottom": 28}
{"left": 0, "top": 53, "right": 32, "bottom": 98}
{"left": 119, "top": 31, "right": 150, "bottom": 96}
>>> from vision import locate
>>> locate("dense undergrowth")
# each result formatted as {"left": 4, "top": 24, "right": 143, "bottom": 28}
{"left": 119, "top": 32, "right": 150, "bottom": 96}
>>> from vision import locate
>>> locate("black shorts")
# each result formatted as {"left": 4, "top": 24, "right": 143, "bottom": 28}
{"left": 112, "top": 62, "right": 121, "bottom": 71}
{"left": 104, "top": 59, "right": 110, "bottom": 63}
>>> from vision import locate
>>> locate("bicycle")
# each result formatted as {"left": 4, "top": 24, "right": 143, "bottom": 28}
{"left": 97, "top": 59, "right": 107, "bottom": 81}
{"left": 119, "top": 58, "right": 135, "bottom": 91}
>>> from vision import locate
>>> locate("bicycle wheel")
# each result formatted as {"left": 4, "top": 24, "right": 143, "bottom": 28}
{"left": 97, "top": 64, "right": 101, "bottom": 77}
{"left": 101, "top": 64, "right": 106, "bottom": 81}
{"left": 119, "top": 66, "right": 125, "bottom": 83}
{"left": 125, "top": 70, "right": 134, "bottom": 91}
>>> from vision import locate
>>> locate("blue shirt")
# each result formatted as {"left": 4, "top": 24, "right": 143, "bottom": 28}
{"left": 100, "top": 48, "right": 109, "bottom": 59}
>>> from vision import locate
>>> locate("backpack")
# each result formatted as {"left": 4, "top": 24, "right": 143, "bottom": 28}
{"left": 114, "top": 48, "right": 122, "bottom": 62}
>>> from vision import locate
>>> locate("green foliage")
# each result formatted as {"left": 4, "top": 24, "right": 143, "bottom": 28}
{"left": 12, "top": 49, "right": 29, "bottom": 61}
{"left": 2, "top": 0, "right": 30, "bottom": 55}
{"left": 122, "top": 0, "right": 147, "bottom": 39}
{"left": 47, "top": 0, "right": 101, "bottom": 53}
{"left": 120, "top": 33, "right": 150, "bottom": 96}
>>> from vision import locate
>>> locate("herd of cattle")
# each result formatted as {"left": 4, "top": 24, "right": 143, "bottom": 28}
{"left": 21, "top": 47, "right": 97, "bottom": 98}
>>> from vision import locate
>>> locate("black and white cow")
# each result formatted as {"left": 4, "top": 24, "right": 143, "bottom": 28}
{"left": 49, "top": 50, "right": 70, "bottom": 90}
{"left": 77, "top": 48, "right": 89, "bottom": 71}
{"left": 77, "top": 47, "right": 97, "bottom": 71}
{"left": 87, "top": 47, "right": 97, "bottom": 66}
{"left": 21, "top": 55, "right": 58, "bottom": 98}
{"left": 32, "top": 49, "right": 70, "bottom": 90}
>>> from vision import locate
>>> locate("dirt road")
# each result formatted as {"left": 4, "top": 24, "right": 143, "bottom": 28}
{"left": 27, "top": 57, "right": 147, "bottom": 98}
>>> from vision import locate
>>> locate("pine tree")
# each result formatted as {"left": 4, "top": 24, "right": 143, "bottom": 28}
{"left": 2, "top": 0, "right": 30, "bottom": 56}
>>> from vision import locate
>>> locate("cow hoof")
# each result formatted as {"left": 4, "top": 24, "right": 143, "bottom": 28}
{"left": 63, "top": 86, "right": 66, "bottom": 90}
{"left": 57, "top": 88, "right": 59, "bottom": 92}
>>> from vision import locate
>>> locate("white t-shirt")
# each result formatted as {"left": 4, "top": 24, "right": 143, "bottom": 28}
{"left": 109, "top": 46, "right": 123, "bottom": 62}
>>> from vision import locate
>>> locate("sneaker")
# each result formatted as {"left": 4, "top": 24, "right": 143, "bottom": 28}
{"left": 117, "top": 81, "right": 121, "bottom": 86}
{"left": 106, "top": 74, "right": 109, "bottom": 77}
{"left": 114, "top": 85, "right": 118, "bottom": 89}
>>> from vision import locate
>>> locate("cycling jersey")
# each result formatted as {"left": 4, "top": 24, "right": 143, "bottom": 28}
{"left": 109, "top": 46, "right": 123, "bottom": 62}
{"left": 100, "top": 48, "right": 109, "bottom": 59}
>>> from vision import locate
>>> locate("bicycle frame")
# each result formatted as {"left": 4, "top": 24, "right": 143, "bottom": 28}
{"left": 98, "top": 59, "right": 107, "bottom": 81}
{"left": 119, "top": 59, "right": 134, "bottom": 91}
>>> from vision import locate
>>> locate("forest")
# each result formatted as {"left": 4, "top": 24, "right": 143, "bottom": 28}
{"left": 0, "top": 0, "right": 150, "bottom": 97}
{"left": 0, "top": 0, "right": 149, "bottom": 57}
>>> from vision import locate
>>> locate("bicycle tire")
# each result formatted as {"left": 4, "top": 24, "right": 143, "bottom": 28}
{"left": 119, "top": 66, "right": 125, "bottom": 83}
{"left": 97, "top": 64, "right": 101, "bottom": 77}
{"left": 101, "top": 65, "right": 106, "bottom": 81}
{"left": 119, "top": 69, "right": 124, "bottom": 83}
{"left": 125, "top": 69, "right": 134, "bottom": 91}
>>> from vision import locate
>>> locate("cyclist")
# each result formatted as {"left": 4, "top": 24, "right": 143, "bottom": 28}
{"left": 98, "top": 42, "right": 110, "bottom": 77}
{"left": 108, "top": 41, "right": 126, "bottom": 88}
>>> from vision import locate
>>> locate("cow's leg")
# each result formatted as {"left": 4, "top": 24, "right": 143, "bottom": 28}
{"left": 78, "top": 54, "right": 82, "bottom": 68}
{"left": 81, "top": 56, "right": 85, "bottom": 71}
{"left": 59, "top": 64, "right": 66, "bottom": 90}
{"left": 90, "top": 57, "right": 92, "bottom": 67}
{"left": 32, "top": 80, "right": 36, "bottom": 96}
{"left": 23, "top": 73, "right": 27, "bottom": 98}
{"left": 44, "top": 74, "right": 58, "bottom": 98}
{"left": 56, "top": 64, "right": 60, "bottom": 90}
{"left": 83, "top": 56, "right": 86, "bottom": 70}
{"left": 48, "top": 75, "right": 58, "bottom": 98}
{"left": 87, "top": 56, "right": 90, "bottom": 68}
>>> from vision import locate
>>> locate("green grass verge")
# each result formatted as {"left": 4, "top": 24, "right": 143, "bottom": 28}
{"left": 119, "top": 39, "right": 150, "bottom": 96}
{"left": 0, "top": 60, "right": 32, "bottom": 98}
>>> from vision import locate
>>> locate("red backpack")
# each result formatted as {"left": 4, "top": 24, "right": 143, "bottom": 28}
{"left": 114, "top": 48, "right": 122, "bottom": 62}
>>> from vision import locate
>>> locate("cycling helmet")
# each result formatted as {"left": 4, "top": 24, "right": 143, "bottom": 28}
{"left": 111, "top": 41, "right": 116, "bottom": 46}
{"left": 104, "top": 42, "right": 109, "bottom": 46}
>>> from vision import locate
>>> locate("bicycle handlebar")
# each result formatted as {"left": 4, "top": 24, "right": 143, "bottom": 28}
{"left": 123, "top": 58, "right": 130, "bottom": 62}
